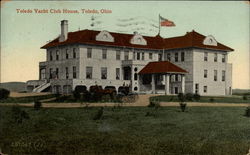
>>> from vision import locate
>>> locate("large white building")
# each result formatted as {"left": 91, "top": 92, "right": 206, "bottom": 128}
{"left": 27, "top": 20, "right": 233, "bottom": 96}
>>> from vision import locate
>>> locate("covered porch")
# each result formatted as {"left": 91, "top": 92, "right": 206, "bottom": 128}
{"left": 138, "top": 61, "right": 188, "bottom": 94}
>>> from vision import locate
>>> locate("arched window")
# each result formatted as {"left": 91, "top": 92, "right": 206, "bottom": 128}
{"left": 134, "top": 87, "right": 138, "bottom": 91}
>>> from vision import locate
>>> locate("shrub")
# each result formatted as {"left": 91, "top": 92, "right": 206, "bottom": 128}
{"left": 209, "top": 98, "right": 214, "bottom": 102}
{"left": 34, "top": 101, "right": 42, "bottom": 110}
{"left": 73, "top": 90, "right": 81, "bottom": 100}
{"left": 179, "top": 103, "right": 187, "bottom": 112}
{"left": 177, "top": 93, "right": 185, "bottom": 102}
{"left": 185, "top": 93, "right": 193, "bottom": 101}
{"left": 148, "top": 101, "right": 160, "bottom": 108}
{"left": 243, "top": 95, "right": 248, "bottom": 100}
{"left": 93, "top": 107, "right": 104, "bottom": 120}
{"left": 169, "top": 96, "right": 174, "bottom": 101}
{"left": 245, "top": 107, "right": 250, "bottom": 117}
{"left": 54, "top": 95, "right": 72, "bottom": 102}
{"left": 0, "top": 88, "right": 10, "bottom": 99}
{"left": 11, "top": 106, "right": 30, "bottom": 123}
{"left": 193, "top": 93, "right": 201, "bottom": 101}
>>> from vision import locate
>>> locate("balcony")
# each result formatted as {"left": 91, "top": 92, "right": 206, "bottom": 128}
{"left": 122, "top": 59, "right": 149, "bottom": 66}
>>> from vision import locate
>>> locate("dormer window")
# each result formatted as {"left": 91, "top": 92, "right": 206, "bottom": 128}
{"left": 203, "top": 35, "right": 218, "bottom": 46}
{"left": 96, "top": 31, "right": 114, "bottom": 42}
{"left": 130, "top": 33, "right": 147, "bottom": 45}
{"left": 103, "top": 34, "right": 108, "bottom": 39}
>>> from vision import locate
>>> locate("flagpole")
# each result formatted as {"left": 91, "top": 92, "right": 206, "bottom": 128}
{"left": 158, "top": 14, "right": 161, "bottom": 35}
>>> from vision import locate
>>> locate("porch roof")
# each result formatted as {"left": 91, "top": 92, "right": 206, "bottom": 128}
{"left": 139, "top": 61, "right": 188, "bottom": 74}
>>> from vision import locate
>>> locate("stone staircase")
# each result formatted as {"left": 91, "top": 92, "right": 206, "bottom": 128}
{"left": 32, "top": 82, "right": 51, "bottom": 93}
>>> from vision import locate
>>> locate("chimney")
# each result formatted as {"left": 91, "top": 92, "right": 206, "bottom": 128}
{"left": 59, "top": 20, "right": 68, "bottom": 42}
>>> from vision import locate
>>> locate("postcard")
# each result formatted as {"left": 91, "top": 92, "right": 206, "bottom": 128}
{"left": 0, "top": 1, "right": 249, "bottom": 155}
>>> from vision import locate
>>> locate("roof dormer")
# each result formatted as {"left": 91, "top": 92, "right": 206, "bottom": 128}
{"left": 203, "top": 35, "right": 217, "bottom": 46}
{"left": 96, "top": 30, "right": 114, "bottom": 42}
{"left": 130, "top": 32, "right": 147, "bottom": 45}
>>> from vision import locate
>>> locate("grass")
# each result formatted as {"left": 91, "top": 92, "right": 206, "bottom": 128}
{"left": 150, "top": 95, "right": 250, "bottom": 103}
{"left": 0, "top": 106, "right": 249, "bottom": 154}
{"left": 0, "top": 94, "right": 56, "bottom": 103}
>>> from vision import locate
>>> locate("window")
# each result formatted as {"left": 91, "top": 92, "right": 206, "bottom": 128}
{"left": 195, "top": 83, "right": 199, "bottom": 94}
{"left": 116, "top": 50, "right": 120, "bottom": 60}
{"left": 214, "top": 70, "right": 217, "bottom": 81}
{"left": 142, "top": 52, "right": 145, "bottom": 60}
{"left": 124, "top": 50, "right": 129, "bottom": 60}
{"left": 175, "top": 75, "right": 178, "bottom": 81}
{"left": 66, "top": 49, "right": 69, "bottom": 59}
{"left": 222, "top": 54, "right": 226, "bottom": 63}
{"left": 56, "top": 50, "right": 59, "bottom": 60}
{"left": 87, "top": 48, "right": 92, "bottom": 58}
{"left": 73, "top": 66, "right": 76, "bottom": 79}
{"left": 204, "top": 86, "right": 207, "bottom": 93}
{"left": 50, "top": 51, "right": 53, "bottom": 61}
{"left": 134, "top": 67, "right": 138, "bottom": 72}
{"left": 86, "top": 67, "right": 92, "bottom": 79}
{"left": 40, "top": 69, "right": 46, "bottom": 80}
{"left": 181, "top": 52, "right": 185, "bottom": 62}
{"left": 167, "top": 53, "right": 171, "bottom": 61}
{"left": 65, "top": 67, "right": 69, "bottom": 79}
{"left": 222, "top": 70, "right": 225, "bottom": 81}
{"left": 49, "top": 68, "right": 53, "bottom": 79}
{"left": 101, "top": 67, "right": 107, "bottom": 79}
{"left": 102, "top": 49, "right": 107, "bottom": 59}
{"left": 175, "top": 53, "right": 178, "bottom": 62}
{"left": 204, "top": 52, "right": 208, "bottom": 61}
{"left": 56, "top": 68, "right": 59, "bottom": 79}
{"left": 137, "top": 52, "right": 140, "bottom": 60}
{"left": 149, "top": 53, "right": 153, "bottom": 59}
{"left": 116, "top": 68, "right": 120, "bottom": 80}
{"left": 214, "top": 53, "right": 217, "bottom": 62}
{"left": 204, "top": 70, "right": 208, "bottom": 78}
{"left": 134, "top": 87, "right": 138, "bottom": 91}
{"left": 134, "top": 73, "right": 138, "bottom": 80}
{"left": 158, "top": 53, "right": 163, "bottom": 61}
{"left": 133, "top": 51, "right": 136, "bottom": 60}
{"left": 73, "top": 48, "right": 76, "bottom": 58}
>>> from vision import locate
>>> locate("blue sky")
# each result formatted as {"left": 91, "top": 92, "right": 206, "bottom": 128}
{"left": 1, "top": 1, "right": 249, "bottom": 89}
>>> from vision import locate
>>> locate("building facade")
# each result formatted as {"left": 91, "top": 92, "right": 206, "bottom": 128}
{"left": 27, "top": 20, "right": 233, "bottom": 96}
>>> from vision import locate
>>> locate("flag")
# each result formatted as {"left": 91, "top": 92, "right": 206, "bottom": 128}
{"left": 159, "top": 15, "right": 175, "bottom": 27}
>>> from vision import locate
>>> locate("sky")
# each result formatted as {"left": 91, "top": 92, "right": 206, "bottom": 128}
{"left": 1, "top": 1, "right": 249, "bottom": 89}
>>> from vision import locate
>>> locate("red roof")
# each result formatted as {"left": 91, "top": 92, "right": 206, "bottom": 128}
{"left": 164, "top": 31, "right": 233, "bottom": 51}
{"left": 41, "top": 30, "right": 233, "bottom": 51}
{"left": 41, "top": 30, "right": 165, "bottom": 50}
{"left": 139, "top": 61, "right": 188, "bottom": 74}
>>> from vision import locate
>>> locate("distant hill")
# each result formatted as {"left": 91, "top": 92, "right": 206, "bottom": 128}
{"left": 0, "top": 82, "right": 26, "bottom": 92}
{"left": 232, "top": 89, "right": 250, "bottom": 95}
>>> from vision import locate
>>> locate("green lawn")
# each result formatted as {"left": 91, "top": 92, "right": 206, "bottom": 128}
{"left": 150, "top": 95, "right": 250, "bottom": 103}
{"left": 0, "top": 106, "right": 249, "bottom": 155}
{"left": 0, "top": 94, "right": 56, "bottom": 103}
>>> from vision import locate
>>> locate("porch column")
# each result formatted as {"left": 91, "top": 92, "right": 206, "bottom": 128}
{"left": 165, "top": 74, "right": 170, "bottom": 95}
{"left": 181, "top": 75, "right": 185, "bottom": 93}
{"left": 152, "top": 74, "right": 156, "bottom": 94}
